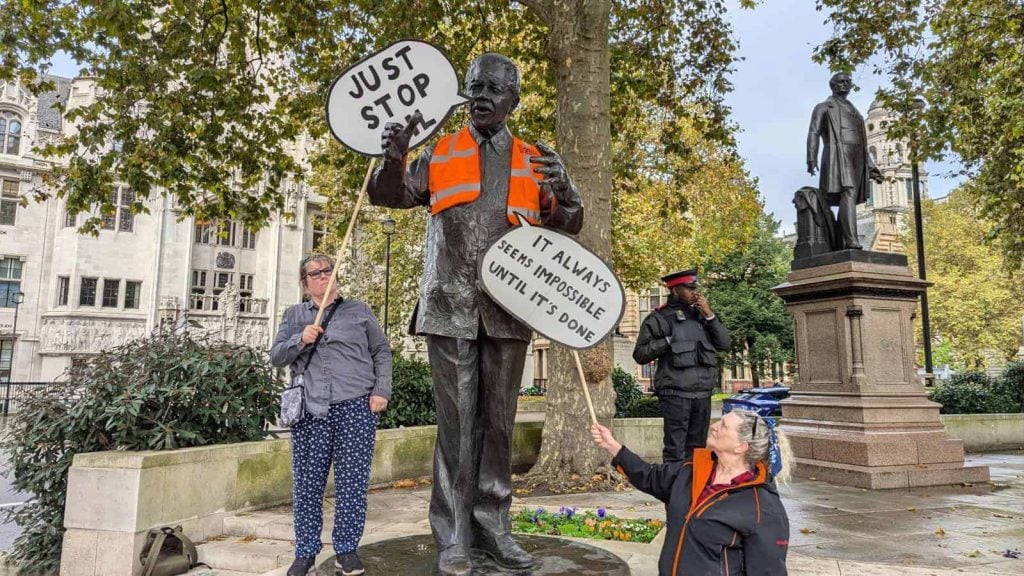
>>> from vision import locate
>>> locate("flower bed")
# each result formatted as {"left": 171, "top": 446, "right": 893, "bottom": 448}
{"left": 511, "top": 506, "right": 663, "bottom": 543}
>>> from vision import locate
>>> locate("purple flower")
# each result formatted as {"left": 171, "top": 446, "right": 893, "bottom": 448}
{"left": 536, "top": 507, "right": 545, "bottom": 515}
{"left": 566, "top": 507, "right": 576, "bottom": 518}
{"left": 597, "top": 508, "right": 607, "bottom": 518}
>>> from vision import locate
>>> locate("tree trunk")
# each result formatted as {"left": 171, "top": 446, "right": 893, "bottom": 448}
{"left": 748, "top": 337, "right": 761, "bottom": 387}
{"left": 524, "top": 0, "right": 616, "bottom": 482}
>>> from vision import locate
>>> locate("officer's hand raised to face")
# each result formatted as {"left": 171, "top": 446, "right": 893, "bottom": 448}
{"left": 533, "top": 142, "right": 572, "bottom": 210}
{"left": 381, "top": 110, "right": 423, "bottom": 164}
{"left": 693, "top": 293, "right": 713, "bottom": 318}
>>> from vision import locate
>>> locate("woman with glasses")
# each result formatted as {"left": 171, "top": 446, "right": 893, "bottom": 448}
{"left": 270, "top": 254, "right": 392, "bottom": 576}
{"left": 591, "top": 409, "right": 792, "bottom": 576}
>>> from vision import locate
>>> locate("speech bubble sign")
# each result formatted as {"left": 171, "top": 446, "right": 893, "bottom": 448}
{"left": 326, "top": 40, "right": 468, "bottom": 157}
{"left": 479, "top": 217, "right": 626, "bottom": 350}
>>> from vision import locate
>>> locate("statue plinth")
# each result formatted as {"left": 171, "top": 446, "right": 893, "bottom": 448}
{"left": 773, "top": 251, "right": 989, "bottom": 489}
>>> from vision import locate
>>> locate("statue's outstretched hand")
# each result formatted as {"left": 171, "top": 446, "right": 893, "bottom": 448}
{"left": 533, "top": 142, "right": 572, "bottom": 208}
{"left": 807, "top": 161, "right": 818, "bottom": 176}
{"left": 381, "top": 110, "right": 423, "bottom": 163}
{"left": 869, "top": 166, "right": 884, "bottom": 184}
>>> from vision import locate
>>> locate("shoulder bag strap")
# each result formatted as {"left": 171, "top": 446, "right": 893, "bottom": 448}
{"left": 141, "top": 530, "right": 168, "bottom": 576}
{"left": 298, "top": 298, "right": 342, "bottom": 375}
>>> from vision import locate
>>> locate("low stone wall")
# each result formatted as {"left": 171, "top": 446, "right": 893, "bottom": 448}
{"left": 940, "top": 413, "right": 1024, "bottom": 452}
{"left": 61, "top": 440, "right": 292, "bottom": 576}
{"left": 369, "top": 421, "right": 543, "bottom": 485}
{"left": 60, "top": 413, "right": 1019, "bottom": 574}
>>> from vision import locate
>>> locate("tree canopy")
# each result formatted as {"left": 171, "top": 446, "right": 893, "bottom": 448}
{"left": 814, "top": 0, "right": 1024, "bottom": 268}
{"left": 905, "top": 188, "right": 1024, "bottom": 370}
{"left": 703, "top": 213, "right": 794, "bottom": 385}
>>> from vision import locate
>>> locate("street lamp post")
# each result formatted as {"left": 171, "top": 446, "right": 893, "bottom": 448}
{"left": 381, "top": 216, "right": 396, "bottom": 336}
{"left": 5, "top": 292, "right": 25, "bottom": 415}
{"left": 909, "top": 97, "right": 934, "bottom": 385}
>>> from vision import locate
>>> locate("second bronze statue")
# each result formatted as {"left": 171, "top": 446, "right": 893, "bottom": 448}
{"left": 806, "top": 72, "right": 884, "bottom": 252}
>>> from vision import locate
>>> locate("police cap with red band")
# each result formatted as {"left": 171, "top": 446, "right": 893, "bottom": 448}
{"left": 661, "top": 269, "right": 698, "bottom": 289}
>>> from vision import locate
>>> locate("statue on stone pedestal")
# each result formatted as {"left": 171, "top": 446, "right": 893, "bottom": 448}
{"left": 805, "top": 72, "right": 884, "bottom": 251}
{"left": 368, "top": 53, "right": 583, "bottom": 576}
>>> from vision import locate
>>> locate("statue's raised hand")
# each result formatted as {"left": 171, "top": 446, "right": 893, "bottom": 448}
{"left": 532, "top": 142, "right": 572, "bottom": 209}
{"left": 381, "top": 110, "right": 423, "bottom": 164}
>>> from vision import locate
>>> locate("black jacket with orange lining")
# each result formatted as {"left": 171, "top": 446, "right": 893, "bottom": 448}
{"left": 612, "top": 446, "right": 789, "bottom": 575}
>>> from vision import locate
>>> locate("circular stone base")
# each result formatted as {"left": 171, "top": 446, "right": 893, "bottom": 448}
{"left": 317, "top": 534, "right": 631, "bottom": 575}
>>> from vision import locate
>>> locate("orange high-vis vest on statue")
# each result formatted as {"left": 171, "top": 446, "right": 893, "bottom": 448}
{"left": 428, "top": 127, "right": 547, "bottom": 225}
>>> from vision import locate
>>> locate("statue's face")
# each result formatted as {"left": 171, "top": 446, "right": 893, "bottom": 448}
{"left": 830, "top": 74, "right": 853, "bottom": 97}
{"left": 465, "top": 56, "right": 520, "bottom": 132}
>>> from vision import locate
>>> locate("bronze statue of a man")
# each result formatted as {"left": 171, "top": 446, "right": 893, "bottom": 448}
{"left": 367, "top": 53, "right": 583, "bottom": 576}
{"left": 807, "top": 72, "right": 883, "bottom": 250}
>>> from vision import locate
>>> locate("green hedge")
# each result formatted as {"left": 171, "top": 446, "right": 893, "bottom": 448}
{"left": 612, "top": 367, "right": 662, "bottom": 417}
{"left": 929, "top": 363, "right": 1024, "bottom": 414}
{"left": 0, "top": 331, "right": 278, "bottom": 575}
{"left": 378, "top": 352, "right": 436, "bottom": 429}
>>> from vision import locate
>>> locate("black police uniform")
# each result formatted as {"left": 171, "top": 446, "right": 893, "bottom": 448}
{"left": 633, "top": 282, "right": 730, "bottom": 463}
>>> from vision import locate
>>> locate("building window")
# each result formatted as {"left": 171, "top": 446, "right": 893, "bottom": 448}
{"left": 0, "top": 258, "right": 22, "bottom": 308}
{"left": 79, "top": 277, "right": 98, "bottom": 306}
{"left": 242, "top": 227, "right": 257, "bottom": 249}
{"left": 214, "top": 272, "right": 233, "bottom": 295}
{"left": 124, "top": 281, "right": 141, "bottom": 309}
{"left": 0, "top": 339, "right": 12, "bottom": 384}
{"left": 0, "top": 111, "right": 22, "bottom": 155}
{"left": 904, "top": 178, "right": 913, "bottom": 206}
{"left": 194, "top": 221, "right": 214, "bottom": 245}
{"left": 57, "top": 276, "right": 70, "bottom": 306}
{"left": 118, "top": 187, "right": 135, "bottom": 232}
{"left": 869, "top": 146, "right": 877, "bottom": 163}
{"left": 641, "top": 362, "right": 656, "bottom": 380}
{"left": 217, "top": 221, "right": 236, "bottom": 246}
{"left": 101, "top": 186, "right": 135, "bottom": 232}
{"left": 195, "top": 220, "right": 240, "bottom": 246}
{"left": 239, "top": 273, "right": 254, "bottom": 312}
{"left": 190, "top": 269, "right": 208, "bottom": 310}
{"left": 102, "top": 278, "right": 120, "bottom": 307}
{"left": 0, "top": 179, "right": 18, "bottom": 226}
{"left": 64, "top": 209, "right": 77, "bottom": 228}
{"left": 311, "top": 212, "right": 328, "bottom": 251}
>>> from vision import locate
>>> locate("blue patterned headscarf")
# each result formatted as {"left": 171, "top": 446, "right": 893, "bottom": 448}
{"left": 763, "top": 417, "right": 783, "bottom": 477}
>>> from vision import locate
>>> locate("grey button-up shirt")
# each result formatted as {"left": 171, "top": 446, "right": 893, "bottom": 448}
{"left": 270, "top": 298, "right": 392, "bottom": 419}
{"left": 367, "top": 124, "right": 584, "bottom": 341}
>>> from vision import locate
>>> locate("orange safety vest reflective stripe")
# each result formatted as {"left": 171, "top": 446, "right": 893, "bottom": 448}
{"left": 428, "top": 127, "right": 546, "bottom": 225}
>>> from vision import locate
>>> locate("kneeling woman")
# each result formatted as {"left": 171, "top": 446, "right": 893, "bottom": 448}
{"left": 270, "top": 255, "right": 392, "bottom": 576}
{"left": 592, "top": 409, "right": 791, "bottom": 576}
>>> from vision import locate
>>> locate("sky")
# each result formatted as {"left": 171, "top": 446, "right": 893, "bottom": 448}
{"left": 723, "top": 0, "right": 964, "bottom": 234}
{"left": 43, "top": 2, "right": 963, "bottom": 235}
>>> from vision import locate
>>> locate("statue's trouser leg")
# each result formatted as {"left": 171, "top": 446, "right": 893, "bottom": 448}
{"left": 472, "top": 334, "right": 528, "bottom": 540}
{"left": 425, "top": 333, "right": 528, "bottom": 551}
{"left": 426, "top": 335, "right": 479, "bottom": 552}
{"left": 838, "top": 188, "right": 862, "bottom": 249}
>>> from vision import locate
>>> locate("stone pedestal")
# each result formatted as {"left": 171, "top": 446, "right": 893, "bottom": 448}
{"left": 773, "top": 250, "right": 989, "bottom": 489}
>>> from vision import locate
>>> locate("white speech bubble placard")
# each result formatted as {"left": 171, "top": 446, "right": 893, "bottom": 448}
{"left": 479, "top": 217, "right": 626, "bottom": 350}
{"left": 326, "top": 40, "right": 468, "bottom": 157}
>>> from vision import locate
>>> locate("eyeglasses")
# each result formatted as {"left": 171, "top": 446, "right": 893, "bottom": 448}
{"left": 304, "top": 267, "right": 333, "bottom": 280}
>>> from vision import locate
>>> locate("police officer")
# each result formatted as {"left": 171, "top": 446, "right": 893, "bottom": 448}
{"left": 633, "top": 269, "right": 731, "bottom": 463}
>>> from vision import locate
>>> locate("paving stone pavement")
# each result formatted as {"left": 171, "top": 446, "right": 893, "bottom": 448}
{"left": 194, "top": 451, "right": 1024, "bottom": 575}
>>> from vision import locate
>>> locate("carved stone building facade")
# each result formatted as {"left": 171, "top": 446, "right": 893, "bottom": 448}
{"left": 0, "top": 75, "right": 329, "bottom": 383}
{"left": 855, "top": 99, "right": 930, "bottom": 253}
